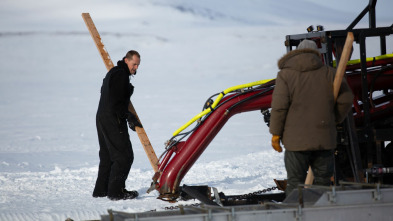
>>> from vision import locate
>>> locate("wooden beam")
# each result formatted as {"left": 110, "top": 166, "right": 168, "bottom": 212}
{"left": 305, "top": 32, "right": 354, "bottom": 187}
{"left": 333, "top": 32, "right": 354, "bottom": 102}
{"left": 81, "top": 13, "right": 114, "bottom": 71}
{"left": 82, "top": 13, "right": 159, "bottom": 172}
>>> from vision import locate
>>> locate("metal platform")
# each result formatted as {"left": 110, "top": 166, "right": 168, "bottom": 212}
{"left": 101, "top": 183, "right": 393, "bottom": 221}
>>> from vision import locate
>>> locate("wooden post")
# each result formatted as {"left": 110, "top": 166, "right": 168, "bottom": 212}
{"left": 82, "top": 13, "right": 159, "bottom": 172}
{"left": 305, "top": 32, "right": 354, "bottom": 186}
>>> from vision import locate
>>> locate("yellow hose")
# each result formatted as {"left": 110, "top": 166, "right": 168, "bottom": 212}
{"left": 333, "top": 53, "right": 393, "bottom": 68}
{"left": 172, "top": 79, "right": 274, "bottom": 136}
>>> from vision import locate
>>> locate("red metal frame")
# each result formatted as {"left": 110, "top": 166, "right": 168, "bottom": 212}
{"left": 155, "top": 90, "right": 273, "bottom": 199}
{"left": 152, "top": 57, "right": 393, "bottom": 201}
{"left": 347, "top": 67, "right": 393, "bottom": 126}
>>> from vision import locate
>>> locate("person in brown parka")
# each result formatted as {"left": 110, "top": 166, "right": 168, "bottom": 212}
{"left": 269, "top": 39, "right": 353, "bottom": 196}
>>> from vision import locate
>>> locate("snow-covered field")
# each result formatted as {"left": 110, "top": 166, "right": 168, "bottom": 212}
{"left": 0, "top": 0, "right": 392, "bottom": 220}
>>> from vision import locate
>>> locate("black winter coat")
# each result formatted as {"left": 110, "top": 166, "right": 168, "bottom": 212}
{"left": 97, "top": 60, "right": 134, "bottom": 120}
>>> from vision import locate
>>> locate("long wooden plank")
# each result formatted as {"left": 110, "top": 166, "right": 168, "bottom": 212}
{"left": 81, "top": 13, "right": 114, "bottom": 71}
{"left": 305, "top": 32, "right": 354, "bottom": 186}
{"left": 333, "top": 32, "right": 354, "bottom": 102}
{"left": 82, "top": 13, "right": 159, "bottom": 172}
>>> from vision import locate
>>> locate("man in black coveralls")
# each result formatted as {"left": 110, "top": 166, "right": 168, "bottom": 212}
{"left": 93, "top": 50, "right": 142, "bottom": 200}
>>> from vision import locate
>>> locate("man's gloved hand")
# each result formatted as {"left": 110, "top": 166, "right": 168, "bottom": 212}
{"left": 271, "top": 135, "right": 283, "bottom": 153}
{"left": 127, "top": 114, "right": 142, "bottom": 132}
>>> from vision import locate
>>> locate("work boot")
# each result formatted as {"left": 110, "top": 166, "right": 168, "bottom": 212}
{"left": 108, "top": 189, "right": 139, "bottom": 200}
{"left": 92, "top": 192, "right": 107, "bottom": 198}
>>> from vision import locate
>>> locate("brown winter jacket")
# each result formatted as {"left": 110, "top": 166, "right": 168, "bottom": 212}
{"left": 269, "top": 49, "right": 353, "bottom": 151}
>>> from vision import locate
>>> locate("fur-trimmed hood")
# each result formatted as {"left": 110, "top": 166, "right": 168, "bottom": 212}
{"left": 277, "top": 49, "right": 322, "bottom": 72}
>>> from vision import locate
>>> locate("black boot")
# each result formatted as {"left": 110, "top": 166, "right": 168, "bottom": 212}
{"left": 108, "top": 189, "right": 139, "bottom": 200}
{"left": 92, "top": 192, "right": 107, "bottom": 198}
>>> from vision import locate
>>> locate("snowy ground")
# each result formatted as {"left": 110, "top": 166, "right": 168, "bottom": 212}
{"left": 0, "top": 0, "right": 392, "bottom": 220}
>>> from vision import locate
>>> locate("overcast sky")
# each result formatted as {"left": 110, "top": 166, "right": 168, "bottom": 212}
{"left": 0, "top": 0, "right": 391, "bottom": 32}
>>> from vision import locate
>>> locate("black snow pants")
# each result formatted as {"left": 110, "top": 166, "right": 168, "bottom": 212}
{"left": 284, "top": 149, "right": 334, "bottom": 197}
{"left": 93, "top": 113, "right": 134, "bottom": 197}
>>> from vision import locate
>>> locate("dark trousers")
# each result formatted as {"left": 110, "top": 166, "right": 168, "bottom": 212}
{"left": 93, "top": 113, "right": 134, "bottom": 197}
{"left": 284, "top": 149, "right": 334, "bottom": 196}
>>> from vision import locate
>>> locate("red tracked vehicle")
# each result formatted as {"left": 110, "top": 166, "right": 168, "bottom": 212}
{"left": 148, "top": 0, "right": 393, "bottom": 204}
